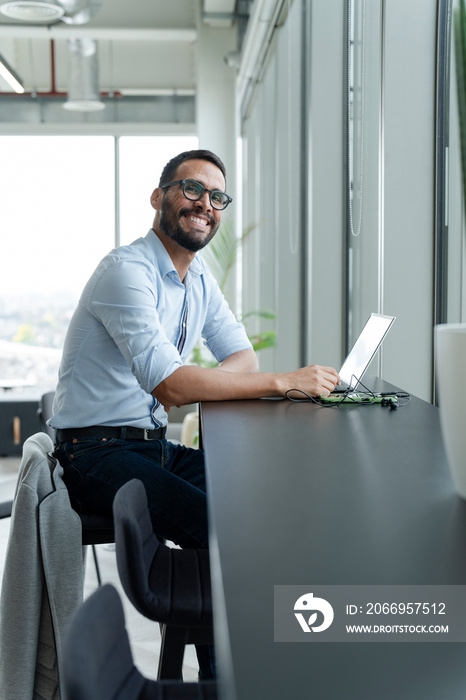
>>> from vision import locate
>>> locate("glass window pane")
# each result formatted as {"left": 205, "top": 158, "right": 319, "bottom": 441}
{"left": 118, "top": 135, "right": 198, "bottom": 246}
{"left": 0, "top": 135, "right": 115, "bottom": 388}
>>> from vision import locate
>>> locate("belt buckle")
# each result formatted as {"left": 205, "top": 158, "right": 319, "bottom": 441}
{"left": 143, "top": 429, "right": 152, "bottom": 441}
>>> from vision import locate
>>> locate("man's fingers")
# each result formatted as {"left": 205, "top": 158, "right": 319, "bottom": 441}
{"left": 319, "top": 368, "right": 340, "bottom": 392}
{"left": 285, "top": 364, "right": 340, "bottom": 398}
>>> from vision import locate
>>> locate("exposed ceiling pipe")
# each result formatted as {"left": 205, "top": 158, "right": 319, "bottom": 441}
{"left": 49, "top": 38, "right": 64, "bottom": 95}
{"left": 63, "top": 36, "right": 104, "bottom": 111}
{"left": 0, "top": 38, "right": 121, "bottom": 98}
{"left": 0, "top": 40, "right": 67, "bottom": 96}
{"left": 0, "top": 26, "right": 197, "bottom": 41}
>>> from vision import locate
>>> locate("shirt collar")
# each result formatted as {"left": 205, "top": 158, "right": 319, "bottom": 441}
{"left": 146, "top": 229, "right": 204, "bottom": 283}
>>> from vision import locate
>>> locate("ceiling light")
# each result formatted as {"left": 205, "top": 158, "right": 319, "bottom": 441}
{"left": 0, "top": 1, "right": 65, "bottom": 22}
{"left": 0, "top": 53, "right": 25, "bottom": 93}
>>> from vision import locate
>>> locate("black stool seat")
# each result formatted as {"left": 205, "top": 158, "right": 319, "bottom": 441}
{"left": 0, "top": 502, "right": 115, "bottom": 547}
{"left": 63, "top": 583, "right": 217, "bottom": 700}
{"left": 113, "top": 479, "right": 214, "bottom": 680}
{"left": 80, "top": 512, "right": 115, "bottom": 545}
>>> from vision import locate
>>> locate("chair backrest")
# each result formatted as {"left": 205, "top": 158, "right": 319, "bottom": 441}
{"left": 62, "top": 586, "right": 218, "bottom": 699}
{"left": 38, "top": 390, "right": 56, "bottom": 439}
{"left": 114, "top": 479, "right": 213, "bottom": 628}
{"left": 62, "top": 584, "right": 146, "bottom": 700}
{"left": 113, "top": 479, "right": 163, "bottom": 619}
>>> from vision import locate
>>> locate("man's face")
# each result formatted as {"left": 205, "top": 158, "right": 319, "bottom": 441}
{"left": 157, "top": 159, "right": 226, "bottom": 253}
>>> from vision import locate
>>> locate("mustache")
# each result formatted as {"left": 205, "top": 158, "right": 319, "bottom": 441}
{"left": 179, "top": 207, "right": 216, "bottom": 227}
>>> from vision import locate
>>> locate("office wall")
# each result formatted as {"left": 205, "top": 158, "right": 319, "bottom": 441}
{"left": 196, "top": 20, "right": 239, "bottom": 312}
{"left": 380, "top": 0, "right": 437, "bottom": 401}
{"left": 196, "top": 20, "right": 237, "bottom": 202}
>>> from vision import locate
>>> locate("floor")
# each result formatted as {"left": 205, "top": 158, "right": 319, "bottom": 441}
{"left": 0, "top": 455, "right": 200, "bottom": 683}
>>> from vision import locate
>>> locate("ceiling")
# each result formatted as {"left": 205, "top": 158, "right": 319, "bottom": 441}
{"left": 0, "top": 0, "right": 239, "bottom": 98}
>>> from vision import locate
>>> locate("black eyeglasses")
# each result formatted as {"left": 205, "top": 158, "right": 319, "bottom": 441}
{"left": 161, "top": 179, "right": 233, "bottom": 211}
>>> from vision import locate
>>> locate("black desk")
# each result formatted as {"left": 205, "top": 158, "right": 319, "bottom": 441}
{"left": 201, "top": 380, "right": 466, "bottom": 700}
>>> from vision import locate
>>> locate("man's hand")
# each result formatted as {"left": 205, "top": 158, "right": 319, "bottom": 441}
{"left": 281, "top": 365, "right": 340, "bottom": 398}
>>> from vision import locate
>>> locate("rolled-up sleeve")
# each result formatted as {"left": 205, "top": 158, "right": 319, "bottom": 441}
{"left": 89, "top": 258, "right": 182, "bottom": 393}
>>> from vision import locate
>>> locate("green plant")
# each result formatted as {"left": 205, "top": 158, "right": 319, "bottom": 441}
{"left": 189, "top": 221, "right": 276, "bottom": 366}
{"left": 242, "top": 310, "right": 276, "bottom": 351}
{"left": 201, "top": 220, "right": 255, "bottom": 291}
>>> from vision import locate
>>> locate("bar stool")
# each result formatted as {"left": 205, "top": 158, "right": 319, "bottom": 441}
{"left": 113, "top": 479, "right": 214, "bottom": 680}
{"left": 62, "top": 583, "right": 217, "bottom": 700}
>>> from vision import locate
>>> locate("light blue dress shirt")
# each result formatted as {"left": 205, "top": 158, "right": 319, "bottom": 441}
{"left": 50, "top": 230, "right": 252, "bottom": 430}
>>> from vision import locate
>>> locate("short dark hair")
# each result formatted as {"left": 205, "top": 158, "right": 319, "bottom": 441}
{"left": 158, "top": 149, "right": 227, "bottom": 187}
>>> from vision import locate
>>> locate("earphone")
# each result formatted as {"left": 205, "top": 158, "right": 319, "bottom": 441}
{"left": 381, "top": 397, "right": 398, "bottom": 410}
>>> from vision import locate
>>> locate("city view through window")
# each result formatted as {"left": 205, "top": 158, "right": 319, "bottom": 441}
{"left": 0, "top": 134, "right": 197, "bottom": 392}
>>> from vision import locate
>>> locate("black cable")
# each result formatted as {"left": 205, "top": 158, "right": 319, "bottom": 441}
{"left": 285, "top": 375, "right": 411, "bottom": 409}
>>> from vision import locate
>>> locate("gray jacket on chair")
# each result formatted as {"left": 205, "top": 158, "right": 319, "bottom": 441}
{"left": 0, "top": 432, "right": 84, "bottom": 700}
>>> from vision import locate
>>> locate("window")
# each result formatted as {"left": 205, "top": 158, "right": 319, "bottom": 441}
{"left": 0, "top": 133, "right": 197, "bottom": 389}
{"left": 118, "top": 136, "right": 198, "bottom": 245}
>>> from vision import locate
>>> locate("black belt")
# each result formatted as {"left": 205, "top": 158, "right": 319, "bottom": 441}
{"left": 56, "top": 425, "right": 166, "bottom": 443}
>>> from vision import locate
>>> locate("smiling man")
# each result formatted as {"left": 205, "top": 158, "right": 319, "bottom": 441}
{"left": 50, "top": 149, "right": 338, "bottom": 678}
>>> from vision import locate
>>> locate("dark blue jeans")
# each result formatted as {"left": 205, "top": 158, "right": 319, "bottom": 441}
{"left": 54, "top": 436, "right": 208, "bottom": 548}
{"left": 53, "top": 435, "right": 215, "bottom": 678}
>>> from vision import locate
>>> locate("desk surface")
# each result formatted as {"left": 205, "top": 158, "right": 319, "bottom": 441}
{"left": 201, "top": 380, "right": 466, "bottom": 700}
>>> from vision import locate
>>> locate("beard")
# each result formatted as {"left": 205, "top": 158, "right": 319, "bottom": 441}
{"left": 159, "top": 200, "right": 219, "bottom": 253}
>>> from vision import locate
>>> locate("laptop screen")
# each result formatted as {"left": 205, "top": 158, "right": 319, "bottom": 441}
{"left": 339, "top": 314, "right": 395, "bottom": 389}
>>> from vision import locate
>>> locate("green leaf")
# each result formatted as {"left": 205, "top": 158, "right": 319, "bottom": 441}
{"left": 249, "top": 331, "right": 277, "bottom": 352}
{"left": 242, "top": 309, "right": 276, "bottom": 323}
{"left": 194, "top": 221, "right": 277, "bottom": 361}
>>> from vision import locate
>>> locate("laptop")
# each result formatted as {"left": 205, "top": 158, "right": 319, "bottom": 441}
{"left": 333, "top": 313, "right": 395, "bottom": 392}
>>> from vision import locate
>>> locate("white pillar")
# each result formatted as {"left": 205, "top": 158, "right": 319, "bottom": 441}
{"left": 196, "top": 19, "right": 239, "bottom": 307}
